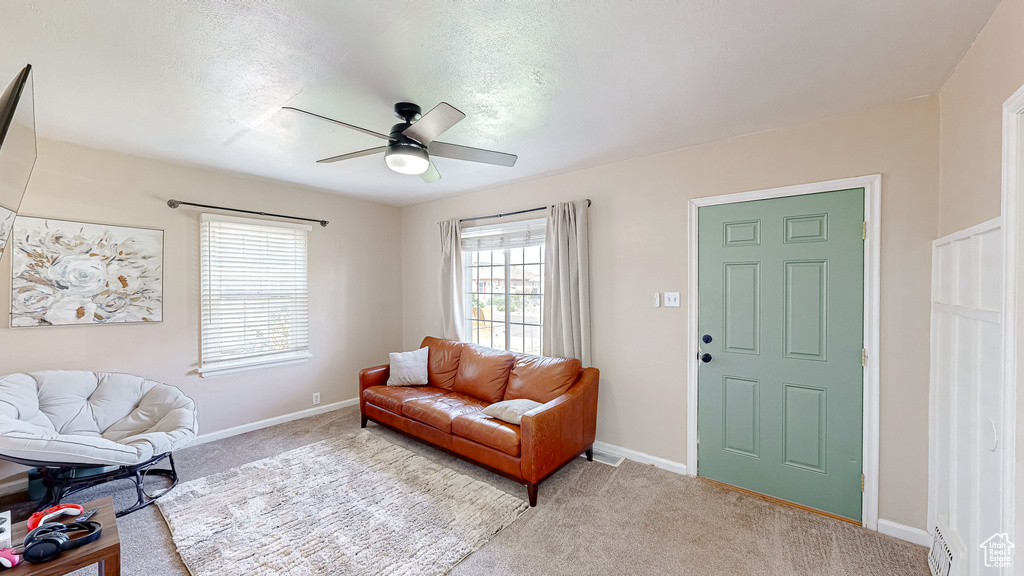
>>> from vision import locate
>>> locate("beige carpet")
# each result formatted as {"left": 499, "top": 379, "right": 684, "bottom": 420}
{"left": 156, "top": 431, "right": 529, "bottom": 576}
{"left": 2, "top": 406, "right": 928, "bottom": 575}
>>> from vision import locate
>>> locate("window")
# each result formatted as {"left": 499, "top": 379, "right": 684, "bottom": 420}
{"left": 462, "top": 218, "right": 545, "bottom": 354}
{"left": 199, "top": 214, "right": 311, "bottom": 376}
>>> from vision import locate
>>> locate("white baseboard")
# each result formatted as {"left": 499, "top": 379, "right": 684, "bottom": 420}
{"left": 5, "top": 402, "right": 925, "bottom": 550}
{"left": 0, "top": 477, "right": 27, "bottom": 498}
{"left": 0, "top": 397, "right": 360, "bottom": 498}
{"left": 593, "top": 440, "right": 688, "bottom": 476}
{"left": 594, "top": 442, "right": 931, "bottom": 547}
{"left": 877, "top": 519, "right": 932, "bottom": 547}
{"left": 191, "top": 397, "right": 358, "bottom": 446}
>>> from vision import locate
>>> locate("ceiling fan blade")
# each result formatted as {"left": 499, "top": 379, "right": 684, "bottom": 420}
{"left": 316, "top": 146, "right": 386, "bottom": 163}
{"left": 403, "top": 102, "right": 465, "bottom": 145}
{"left": 283, "top": 106, "right": 394, "bottom": 141}
{"left": 428, "top": 141, "right": 517, "bottom": 167}
{"left": 420, "top": 162, "right": 441, "bottom": 183}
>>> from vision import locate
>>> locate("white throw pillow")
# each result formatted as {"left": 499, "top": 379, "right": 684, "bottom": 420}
{"left": 387, "top": 347, "right": 429, "bottom": 386}
{"left": 482, "top": 399, "right": 543, "bottom": 425}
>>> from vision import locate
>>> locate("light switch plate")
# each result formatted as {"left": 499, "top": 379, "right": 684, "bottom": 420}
{"left": 654, "top": 292, "right": 660, "bottom": 307}
{"left": 664, "top": 292, "right": 681, "bottom": 307}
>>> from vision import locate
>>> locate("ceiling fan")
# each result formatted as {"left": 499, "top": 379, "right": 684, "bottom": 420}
{"left": 283, "top": 102, "right": 517, "bottom": 183}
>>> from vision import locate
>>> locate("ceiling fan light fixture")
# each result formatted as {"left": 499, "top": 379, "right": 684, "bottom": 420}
{"left": 384, "top": 142, "right": 430, "bottom": 175}
{"left": 287, "top": 101, "right": 517, "bottom": 182}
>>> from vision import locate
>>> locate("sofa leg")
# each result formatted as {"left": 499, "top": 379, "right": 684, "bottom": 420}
{"left": 360, "top": 414, "right": 367, "bottom": 428}
{"left": 585, "top": 447, "right": 594, "bottom": 462}
{"left": 526, "top": 482, "right": 538, "bottom": 507}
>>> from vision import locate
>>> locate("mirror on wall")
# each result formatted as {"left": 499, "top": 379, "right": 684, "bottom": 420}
{"left": 0, "top": 64, "right": 37, "bottom": 259}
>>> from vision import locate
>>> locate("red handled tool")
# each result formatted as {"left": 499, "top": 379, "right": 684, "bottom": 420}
{"left": 26, "top": 504, "right": 84, "bottom": 531}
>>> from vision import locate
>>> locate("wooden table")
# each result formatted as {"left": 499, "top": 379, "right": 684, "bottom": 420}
{"left": 7, "top": 496, "right": 119, "bottom": 576}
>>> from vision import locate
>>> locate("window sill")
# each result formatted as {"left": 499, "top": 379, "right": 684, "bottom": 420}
{"left": 199, "top": 351, "right": 313, "bottom": 378}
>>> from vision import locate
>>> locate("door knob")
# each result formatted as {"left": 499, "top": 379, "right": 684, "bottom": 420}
{"left": 700, "top": 353, "right": 712, "bottom": 363}
{"left": 702, "top": 334, "right": 713, "bottom": 344}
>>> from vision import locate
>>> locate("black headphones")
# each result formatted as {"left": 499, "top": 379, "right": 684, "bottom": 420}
{"left": 22, "top": 521, "right": 102, "bottom": 563}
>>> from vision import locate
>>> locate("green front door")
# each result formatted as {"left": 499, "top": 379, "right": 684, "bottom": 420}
{"left": 697, "top": 188, "right": 864, "bottom": 521}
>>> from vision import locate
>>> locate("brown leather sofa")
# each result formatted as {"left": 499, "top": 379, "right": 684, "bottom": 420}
{"left": 359, "top": 336, "right": 599, "bottom": 506}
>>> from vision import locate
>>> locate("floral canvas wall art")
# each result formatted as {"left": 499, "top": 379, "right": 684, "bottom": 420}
{"left": 11, "top": 217, "right": 163, "bottom": 327}
{"left": 0, "top": 205, "right": 14, "bottom": 260}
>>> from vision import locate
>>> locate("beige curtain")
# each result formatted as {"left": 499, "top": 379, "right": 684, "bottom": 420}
{"left": 439, "top": 219, "right": 465, "bottom": 341}
{"left": 543, "top": 200, "right": 592, "bottom": 366}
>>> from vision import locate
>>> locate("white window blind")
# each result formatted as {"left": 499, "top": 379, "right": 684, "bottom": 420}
{"left": 199, "top": 214, "right": 311, "bottom": 376}
{"left": 460, "top": 218, "right": 546, "bottom": 251}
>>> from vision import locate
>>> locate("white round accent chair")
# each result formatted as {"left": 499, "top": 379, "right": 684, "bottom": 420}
{"left": 0, "top": 370, "right": 198, "bottom": 516}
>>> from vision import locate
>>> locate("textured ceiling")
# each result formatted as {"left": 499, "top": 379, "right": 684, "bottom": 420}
{"left": 0, "top": 1, "right": 1000, "bottom": 206}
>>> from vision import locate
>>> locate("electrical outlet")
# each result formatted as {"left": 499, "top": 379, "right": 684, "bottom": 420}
{"left": 664, "top": 292, "right": 681, "bottom": 307}
{"left": 312, "top": 392, "right": 321, "bottom": 406}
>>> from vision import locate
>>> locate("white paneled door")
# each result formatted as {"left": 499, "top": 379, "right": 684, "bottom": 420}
{"left": 929, "top": 217, "right": 1009, "bottom": 576}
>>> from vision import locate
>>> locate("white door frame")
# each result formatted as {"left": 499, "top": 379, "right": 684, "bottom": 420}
{"left": 1000, "top": 83, "right": 1024, "bottom": 551}
{"left": 686, "top": 174, "right": 882, "bottom": 530}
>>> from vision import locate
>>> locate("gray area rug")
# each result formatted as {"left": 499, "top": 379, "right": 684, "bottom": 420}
{"left": 156, "top": 430, "right": 529, "bottom": 576}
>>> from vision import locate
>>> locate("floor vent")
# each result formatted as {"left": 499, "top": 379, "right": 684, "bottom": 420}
{"left": 581, "top": 447, "right": 625, "bottom": 467}
{"left": 928, "top": 523, "right": 962, "bottom": 576}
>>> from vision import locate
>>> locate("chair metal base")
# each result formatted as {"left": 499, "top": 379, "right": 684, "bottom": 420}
{"left": 6, "top": 452, "right": 180, "bottom": 517}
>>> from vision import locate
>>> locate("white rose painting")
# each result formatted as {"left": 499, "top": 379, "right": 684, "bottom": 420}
{"left": 0, "top": 205, "right": 15, "bottom": 260}
{"left": 11, "top": 217, "right": 163, "bottom": 327}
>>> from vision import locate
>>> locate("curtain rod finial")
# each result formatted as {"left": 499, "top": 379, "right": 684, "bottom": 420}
{"left": 320, "top": 220, "right": 329, "bottom": 227}
{"left": 167, "top": 199, "right": 181, "bottom": 209}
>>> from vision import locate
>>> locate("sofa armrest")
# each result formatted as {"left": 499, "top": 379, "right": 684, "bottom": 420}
{"left": 519, "top": 367, "right": 599, "bottom": 483}
{"left": 359, "top": 365, "right": 390, "bottom": 412}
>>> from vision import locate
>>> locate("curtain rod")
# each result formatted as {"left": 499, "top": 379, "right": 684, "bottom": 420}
{"left": 459, "top": 198, "right": 591, "bottom": 223}
{"left": 167, "top": 199, "right": 329, "bottom": 227}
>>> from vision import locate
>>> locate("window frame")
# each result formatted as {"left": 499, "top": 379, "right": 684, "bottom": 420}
{"left": 461, "top": 218, "right": 545, "bottom": 354}
{"left": 198, "top": 213, "right": 312, "bottom": 377}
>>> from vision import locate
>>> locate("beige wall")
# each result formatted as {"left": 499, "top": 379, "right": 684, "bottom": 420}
{"left": 938, "top": 0, "right": 1024, "bottom": 235}
{"left": 401, "top": 96, "right": 939, "bottom": 529}
{"left": 0, "top": 138, "right": 403, "bottom": 482}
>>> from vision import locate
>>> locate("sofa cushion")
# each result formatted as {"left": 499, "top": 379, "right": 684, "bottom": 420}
{"left": 402, "top": 392, "right": 488, "bottom": 433}
{"left": 421, "top": 336, "right": 465, "bottom": 391}
{"left": 453, "top": 344, "right": 515, "bottom": 404}
{"left": 0, "top": 371, "right": 198, "bottom": 466}
{"left": 482, "top": 399, "right": 543, "bottom": 425}
{"left": 363, "top": 385, "right": 447, "bottom": 415}
{"left": 504, "top": 354, "right": 582, "bottom": 403}
{"left": 386, "top": 347, "right": 429, "bottom": 386}
{"left": 452, "top": 412, "right": 521, "bottom": 456}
